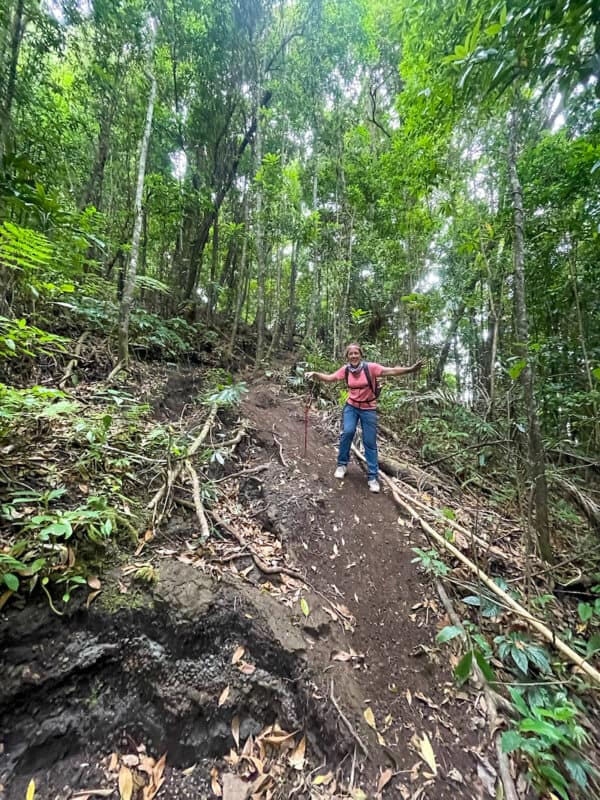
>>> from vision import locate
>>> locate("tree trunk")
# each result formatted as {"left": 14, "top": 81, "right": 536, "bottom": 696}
{"left": 284, "top": 239, "right": 298, "bottom": 347}
{"left": 226, "top": 191, "right": 250, "bottom": 363}
{"left": 0, "top": 0, "right": 25, "bottom": 159}
{"left": 508, "top": 106, "right": 551, "bottom": 562}
{"left": 118, "top": 25, "right": 157, "bottom": 367}
{"left": 254, "top": 87, "right": 266, "bottom": 366}
{"left": 207, "top": 211, "right": 219, "bottom": 320}
{"left": 432, "top": 300, "right": 467, "bottom": 385}
{"left": 80, "top": 100, "right": 116, "bottom": 211}
{"left": 303, "top": 172, "right": 319, "bottom": 344}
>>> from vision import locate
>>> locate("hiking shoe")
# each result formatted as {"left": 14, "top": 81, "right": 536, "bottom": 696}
{"left": 334, "top": 466, "right": 347, "bottom": 479}
{"left": 368, "top": 479, "right": 381, "bottom": 493}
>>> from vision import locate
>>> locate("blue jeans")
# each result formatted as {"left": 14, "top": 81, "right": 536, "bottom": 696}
{"left": 338, "top": 403, "right": 378, "bottom": 480}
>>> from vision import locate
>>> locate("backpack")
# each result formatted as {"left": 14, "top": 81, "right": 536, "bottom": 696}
{"left": 344, "top": 362, "right": 381, "bottom": 400}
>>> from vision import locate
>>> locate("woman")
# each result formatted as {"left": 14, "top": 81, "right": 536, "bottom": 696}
{"left": 305, "top": 344, "right": 423, "bottom": 493}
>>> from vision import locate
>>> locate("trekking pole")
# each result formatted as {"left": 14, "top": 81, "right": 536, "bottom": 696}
{"left": 303, "top": 381, "right": 316, "bottom": 456}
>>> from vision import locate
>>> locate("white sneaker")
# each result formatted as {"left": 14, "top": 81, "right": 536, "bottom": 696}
{"left": 368, "top": 479, "right": 380, "bottom": 493}
{"left": 334, "top": 466, "right": 347, "bottom": 479}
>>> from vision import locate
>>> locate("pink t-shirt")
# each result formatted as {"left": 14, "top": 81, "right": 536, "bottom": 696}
{"left": 332, "top": 362, "right": 384, "bottom": 410}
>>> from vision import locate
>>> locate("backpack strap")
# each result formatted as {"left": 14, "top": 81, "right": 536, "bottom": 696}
{"left": 345, "top": 362, "right": 378, "bottom": 402}
{"left": 362, "top": 363, "right": 379, "bottom": 399}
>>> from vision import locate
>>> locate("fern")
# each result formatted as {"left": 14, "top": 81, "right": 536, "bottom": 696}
{"left": 0, "top": 222, "right": 54, "bottom": 274}
{"left": 134, "top": 275, "right": 172, "bottom": 295}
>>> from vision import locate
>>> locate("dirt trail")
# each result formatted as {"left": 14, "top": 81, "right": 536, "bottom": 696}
{"left": 243, "top": 378, "right": 494, "bottom": 798}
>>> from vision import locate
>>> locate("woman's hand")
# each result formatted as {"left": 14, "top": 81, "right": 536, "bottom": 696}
{"left": 305, "top": 371, "right": 316, "bottom": 381}
{"left": 411, "top": 358, "right": 425, "bottom": 373}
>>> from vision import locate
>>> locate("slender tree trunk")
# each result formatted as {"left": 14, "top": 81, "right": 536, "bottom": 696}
{"left": 254, "top": 89, "right": 266, "bottom": 365}
{"left": 118, "top": 25, "right": 157, "bottom": 367}
{"left": 80, "top": 100, "right": 116, "bottom": 211}
{"left": 432, "top": 300, "right": 467, "bottom": 385}
{"left": 508, "top": 106, "right": 551, "bottom": 562}
{"left": 265, "top": 245, "right": 283, "bottom": 362}
{"left": 207, "top": 211, "right": 219, "bottom": 320}
{"left": 285, "top": 239, "right": 298, "bottom": 347}
{"left": 0, "top": 0, "right": 25, "bottom": 160}
{"left": 226, "top": 192, "right": 250, "bottom": 364}
{"left": 304, "top": 172, "right": 319, "bottom": 343}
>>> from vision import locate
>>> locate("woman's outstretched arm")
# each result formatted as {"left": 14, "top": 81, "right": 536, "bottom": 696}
{"left": 305, "top": 370, "right": 341, "bottom": 382}
{"left": 379, "top": 358, "right": 425, "bottom": 377}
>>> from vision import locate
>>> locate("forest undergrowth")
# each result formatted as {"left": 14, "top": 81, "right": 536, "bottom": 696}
{"left": 1, "top": 313, "right": 599, "bottom": 799}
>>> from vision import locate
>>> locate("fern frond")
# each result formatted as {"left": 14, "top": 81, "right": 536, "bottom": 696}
{"left": 0, "top": 222, "right": 54, "bottom": 273}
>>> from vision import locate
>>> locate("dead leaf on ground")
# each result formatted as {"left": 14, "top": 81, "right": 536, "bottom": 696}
{"left": 232, "top": 645, "right": 245, "bottom": 664}
{"left": 108, "top": 753, "right": 119, "bottom": 772}
{"left": 238, "top": 661, "right": 256, "bottom": 675}
{"left": 417, "top": 733, "right": 437, "bottom": 775}
{"left": 363, "top": 707, "right": 377, "bottom": 730}
{"left": 210, "top": 766, "right": 223, "bottom": 797}
{"left": 87, "top": 575, "right": 101, "bottom": 590}
{"left": 312, "top": 772, "right": 333, "bottom": 786}
{"left": 182, "top": 763, "right": 196, "bottom": 776}
{"left": 288, "top": 736, "right": 306, "bottom": 770}
{"left": 232, "top": 715, "right": 241, "bottom": 749}
{"left": 86, "top": 589, "right": 102, "bottom": 608}
{"left": 377, "top": 768, "right": 394, "bottom": 793}
{"left": 219, "top": 686, "right": 230, "bottom": 706}
{"left": 118, "top": 766, "right": 133, "bottom": 800}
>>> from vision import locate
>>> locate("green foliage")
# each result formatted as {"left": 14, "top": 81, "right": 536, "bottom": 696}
{"left": 494, "top": 632, "right": 552, "bottom": 676}
{"left": 501, "top": 688, "right": 596, "bottom": 800}
{"left": 0, "top": 384, "right": 78, "bottom": 435}
{"left": 410, "top": 547, "right": 449, "bottom": 577}
{"left": 203, "top": 379, "right": 248, "bottom": 407}
{"left": 0, "top": 317, "right": 66, "bottom": 360}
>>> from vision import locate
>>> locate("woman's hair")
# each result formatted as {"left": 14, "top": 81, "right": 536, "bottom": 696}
{"left": 345, "top": 343, "right": 363, "bottom": 359}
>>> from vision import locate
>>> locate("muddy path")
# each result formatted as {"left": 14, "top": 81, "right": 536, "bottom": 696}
{"left": 241, "top": 377, "right": 495, "bottom": 798}
{"left": 0, "top": 368, "right": 498, "bottom": 800}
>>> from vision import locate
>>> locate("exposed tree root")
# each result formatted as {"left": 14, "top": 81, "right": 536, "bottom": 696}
{"left": 329, "top": 680, "right": 369, "bottom": 758}
{"left": 208, "top": 510, "right": 304, "bottom": 580}
{"left": 185, "top": 460, "right": 210, "bottom": 540}
{"left": 148, "top": 404, "right": 218, "bottom": 524}
{"left": 59, "top": 331, "right": 89, "bottom": 389}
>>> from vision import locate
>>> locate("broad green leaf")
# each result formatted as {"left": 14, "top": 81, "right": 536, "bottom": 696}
{"left": 501, "top": 730, "right": 524, "bottom": 753}
{"left": 436, "top": 625, "right": 463, "bottom": 644}
{"left": 3, "top": 573, "right": 19, "bottom": 591}
{"left": 454, "top": 650, "right": 473, "bottom": 683}
{"left": 474, "top": 648, "right": 495, "bottom": 682}
{"left": 578, "top": 602, "right": 593, "bottom": 622}
{"left": 511, "top": 647, "right": 528, "bottom": 674}
{"left": 509, "top": 359, "right": 526, "bottom": 380}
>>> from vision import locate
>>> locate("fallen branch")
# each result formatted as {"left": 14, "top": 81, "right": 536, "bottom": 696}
{"left": 391, "top": 480, "right": 600, "bottom": 686}
{"left": 435, "top": 580, "right": 519, "bottom": 800}
{"left": 388, "top": 476, "right": 514, "bottom": 563}
{"left": 148, "top": 404, "right": 218, "bottom": 522}
{"left": 553, "top": 475, "right": 600, "bottom": 530}
{"left": 218, "top": 420, "right": 249, "bottom": 450}
{"left": 212, "top": 464, "right": 270, "bottom": 484}
{"left": 353, "top": 445, "right": 600, "bottom": 687}
{"left": 208, "top": 511, "right": 303, "bottom": 580}
{"left": 272, "top": 425, "right": 288, "bottom": 467}
{"left": 59, "top": 331, "right": 89, "bottom": 389}
{"left": 330, "top": 680, "right": 369, "bottom": 758}
{"left": 185, "top": 460, "right": 210, "bottom": 540}
{"left": 107, "top": 359, "right": 126, "bottom": 383}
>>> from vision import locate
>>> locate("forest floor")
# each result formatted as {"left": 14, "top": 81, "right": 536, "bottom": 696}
{"left": 3, "top": 359, "right": 596, "bottom": 800}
